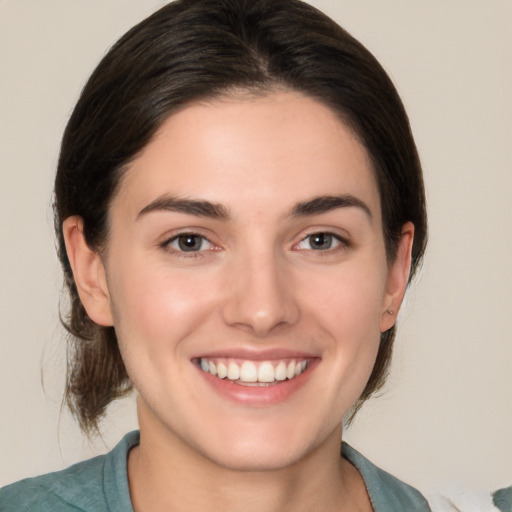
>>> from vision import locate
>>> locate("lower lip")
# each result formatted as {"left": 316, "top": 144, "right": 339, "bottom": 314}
{"left": 195, "top": 359, "right": 319, "bottom": 406}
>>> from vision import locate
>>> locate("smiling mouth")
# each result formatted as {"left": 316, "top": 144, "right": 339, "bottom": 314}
{"left": 196, "top": 357, "right": 310, "bottom": 386}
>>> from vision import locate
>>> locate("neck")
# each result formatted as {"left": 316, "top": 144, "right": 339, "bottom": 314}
{"left": 127, "top": 414, "right": 371, "bottom": 512}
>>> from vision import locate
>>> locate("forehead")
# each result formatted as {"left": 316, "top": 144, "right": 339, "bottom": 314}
{"left": 113, "top": 91, "right": 381, "bottom": 221}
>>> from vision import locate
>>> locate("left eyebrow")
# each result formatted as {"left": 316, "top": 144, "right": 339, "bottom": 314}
{"left": 290, "top": 195, "right": 373, "bottom": 220}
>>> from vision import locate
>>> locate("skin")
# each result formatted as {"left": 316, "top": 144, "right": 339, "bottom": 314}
{"left": 63, "top": 91, "right": 413, "bottom": 512}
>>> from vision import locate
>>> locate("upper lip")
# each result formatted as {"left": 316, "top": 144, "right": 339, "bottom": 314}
{"left": 191, "top": 347, "right": 319, "bottom": 361}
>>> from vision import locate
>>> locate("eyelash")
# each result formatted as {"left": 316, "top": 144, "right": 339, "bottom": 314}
{"left": 161, "top": 232, "right": 216, "bottom": 259}
{"left": 294, "top": 231, "right": 349, "bottom": 254}
{"left": 161, "top": 230, "right": 349, "bottom": 259}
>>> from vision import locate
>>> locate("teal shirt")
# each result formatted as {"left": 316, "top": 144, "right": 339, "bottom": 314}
{"left": 0, "top": 433, "right": 134, "bottom": 512}
{"left": 494, "top": 487, "right": 512, "bottom": 512}
{"left": 1, "top": 430, "right": 504, "bottom": 512}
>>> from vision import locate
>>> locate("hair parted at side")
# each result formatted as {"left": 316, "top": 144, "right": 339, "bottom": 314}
{"left": 54, "top": 0, "right": 427, "bottom": 434}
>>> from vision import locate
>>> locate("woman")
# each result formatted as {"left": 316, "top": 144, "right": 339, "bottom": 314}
{"left": 1, "top": 0, "right": 431, "bottom": 510}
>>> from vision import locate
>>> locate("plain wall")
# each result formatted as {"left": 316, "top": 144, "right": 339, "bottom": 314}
{"left": 1, "top": 0, "right": 511, "bottom": 494}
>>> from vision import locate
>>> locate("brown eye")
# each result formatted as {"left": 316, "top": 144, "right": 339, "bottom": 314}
{"left": 296, "top": 232, "right": 342, "bottom": 251}
{"left": 167, "top": 234, "right": 212, "bottom": 252}
{"left": 309, "top": 233, "right": 334, "bottom": 250}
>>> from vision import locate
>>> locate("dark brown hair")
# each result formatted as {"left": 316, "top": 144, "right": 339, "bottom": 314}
{"left": 54, "top": 0, "right": 427, "bottom": 433}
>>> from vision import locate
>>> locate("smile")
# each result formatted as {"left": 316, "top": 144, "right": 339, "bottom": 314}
{"left": 198, "top": 358, "right": 310, "bottom": 386}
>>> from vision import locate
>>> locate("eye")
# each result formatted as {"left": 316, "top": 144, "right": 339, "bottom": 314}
{"left": 295, "top": 232, "right": 344, "bottom": 251}
{"left": 166, "top": 233, "right": 214, "bottom": 252}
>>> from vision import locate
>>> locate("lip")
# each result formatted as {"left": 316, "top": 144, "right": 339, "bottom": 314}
{"left": 191, "top": 347, "right": 319, "bottom": 361}
{"left": 193, "top": 351, "right": 320, "bottom": 406}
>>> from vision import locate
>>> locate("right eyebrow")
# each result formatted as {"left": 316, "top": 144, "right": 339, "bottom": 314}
{"left": 136, "top": 195, "right": 230, "bottom": 221}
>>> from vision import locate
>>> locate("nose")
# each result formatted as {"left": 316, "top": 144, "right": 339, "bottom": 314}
{"left": 221, "top": 250, "right": 300, "bottom": 337}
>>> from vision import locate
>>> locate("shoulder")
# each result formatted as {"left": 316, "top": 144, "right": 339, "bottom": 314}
{"left": 0, "top": 455, "right": 106, "bottom": 512}
{"left": 0, "top": 431, "right": 139, "bottom": 512}
{"left": 493, "top": 486, "right": 512, "bottom": 512}
{"left": 342, "top": 442, "right": 432, "bottom": 512}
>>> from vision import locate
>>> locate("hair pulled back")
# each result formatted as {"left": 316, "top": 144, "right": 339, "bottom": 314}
{"left": 54, "top": 0, "right": 427, "bottom": 433}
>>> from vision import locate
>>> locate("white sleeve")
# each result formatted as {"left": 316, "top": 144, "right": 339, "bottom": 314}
{"left": 428, "top": 488, "right": 501, "bottom": 512}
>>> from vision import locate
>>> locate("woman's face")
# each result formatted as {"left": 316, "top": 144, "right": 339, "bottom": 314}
{"left": 78, "top": 91, "right": 411, "bottom": 470}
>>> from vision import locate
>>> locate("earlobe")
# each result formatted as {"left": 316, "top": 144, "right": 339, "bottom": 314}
{"left": 380, "top": 222, "right": 415, "bottom": 333}
{"left": 62, "top": 216, "right": 114, "bottom": 327}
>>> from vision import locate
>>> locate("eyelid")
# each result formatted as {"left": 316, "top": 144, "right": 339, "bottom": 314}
{"left": 158, "top": 225, "right": 216, "bottom": 245}
{"left": 292, "top": 229, "right": 350, "bottom": 252}
{"left": 169, "top": 234, "right": 213, "bottom": 250}
{"left": 160, "top": 230, "right": 220, "bottom": 257}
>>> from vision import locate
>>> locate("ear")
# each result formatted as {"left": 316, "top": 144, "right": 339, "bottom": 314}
{"left": 380, "top": 222, "right": 415, "bottom": 333}
{"left": 62, "top": 216, "right": 113, "bottom": 327}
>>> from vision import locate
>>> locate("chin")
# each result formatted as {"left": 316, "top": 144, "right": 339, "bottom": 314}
{"left": 205, "top": 439, "right": 310, "bottom": 472}
{"left": 192, "top": 417, "right": 330, "bottom": 473}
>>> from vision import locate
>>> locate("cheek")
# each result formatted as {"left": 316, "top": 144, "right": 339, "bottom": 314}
{"left": 301, "top": 263, "right": 387, "bottom": 336}
{"left": 298, "top": 260, "right": 387, "bottom": 389}
{"left": 108, "top": 262, "right": 220, "bottom": 358}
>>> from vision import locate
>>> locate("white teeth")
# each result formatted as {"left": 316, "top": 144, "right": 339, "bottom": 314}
{"left": 217, "top": 362, "right": 227, "bottom": 379}
{"left": 240, "top": 361, "right": 258, "bottom": 382}
{"left": 275, "top": 361, "right": 287, "bottom": 381}
{"left": 286, "top": 361, "right": 296, "bottom": 379}
{"left": 258, "top": 361, "right": 275, "bottom": 383}
{"left": 199, "top": 357, "right": 309, "bottom": 384}
{"left": 227, "top": 361, "right": 240, "bottom": 380}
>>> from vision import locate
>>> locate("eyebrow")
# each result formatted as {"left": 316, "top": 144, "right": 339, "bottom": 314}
{"left": 137, "top": 196, "right": 230, "bottom": 220}
{"left": 137, "top": 194, "right": 372, "bottom": 221}
{"left": 291, "top": 195, "right": 372, "bottom": 219}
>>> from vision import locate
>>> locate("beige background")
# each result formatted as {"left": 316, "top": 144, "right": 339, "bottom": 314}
{"left": 1, "top": 0, "right": 511, "bottom": 494}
